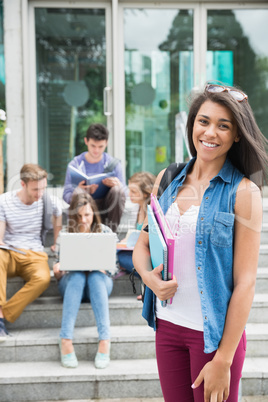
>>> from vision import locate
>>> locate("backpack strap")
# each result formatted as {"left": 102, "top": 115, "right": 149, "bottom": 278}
{"left": 103, "top": 157, "right": 121, "bottom": 173}
{"left": 41, "top": 192, "right": 53, "bottom": 246}
{"left": 157, "top": 162, "right": 187, "bottom": 198}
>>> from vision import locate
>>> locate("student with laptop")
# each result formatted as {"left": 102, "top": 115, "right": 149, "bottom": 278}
{"left": 53, "top": 192, "right": 116, "bottom": 369}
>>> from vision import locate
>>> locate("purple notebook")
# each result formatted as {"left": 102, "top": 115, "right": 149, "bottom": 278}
{"left": 150, "top": 194, "right": 175, "bottom": 304}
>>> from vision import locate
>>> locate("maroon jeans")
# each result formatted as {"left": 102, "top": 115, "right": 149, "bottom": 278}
{"left": 156, "top": 319, "right": 246, "bottom": 402}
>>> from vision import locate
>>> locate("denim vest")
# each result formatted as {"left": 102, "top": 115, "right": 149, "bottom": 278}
{"left": 142, "top": 157, "right": 244, "bottom": 353}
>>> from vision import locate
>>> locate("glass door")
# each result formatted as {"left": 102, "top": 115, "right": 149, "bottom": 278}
{"left": 206, "top": 7, "right": 268, "bottom": 142}
{"left": 34, "top": 5, "right": 111, "bottom": 186}
{"left": 123, "top": 7, "right": 194, "bottom": 179}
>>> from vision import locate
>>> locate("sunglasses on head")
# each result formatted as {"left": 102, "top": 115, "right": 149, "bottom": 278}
{"left": 205, "top": 84, "right": 248, "bottom": 102}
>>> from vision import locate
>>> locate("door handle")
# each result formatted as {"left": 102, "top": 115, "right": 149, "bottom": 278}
{"left": 103, "top": 86, "right": 112, "bottom": 116}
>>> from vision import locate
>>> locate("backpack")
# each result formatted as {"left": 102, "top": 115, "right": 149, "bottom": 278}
{"left": 41, "top": 192, "right": 54, "bottom": 246}
{"left": 157, "top": 162, "right": 187, "bottom": 198}
{"left": 103, "top": 157, "right": 121, "bottom": 174}
{"left": 129, "top": 162, "right": 187, "bottom": 299}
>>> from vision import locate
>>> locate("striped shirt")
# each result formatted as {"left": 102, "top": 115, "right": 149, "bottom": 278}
{"left": 0, "top": 190, "right": 62, "bottom": 251}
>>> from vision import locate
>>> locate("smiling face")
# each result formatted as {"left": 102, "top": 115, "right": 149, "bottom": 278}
{"left": 21, "top": 178, "right": 47, "bottom": 205}
{"left": 192, "top": 100, "right": 240, "bottom": 165}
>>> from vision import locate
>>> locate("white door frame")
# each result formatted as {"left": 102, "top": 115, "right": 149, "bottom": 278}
{"left": 26, "top": 1, "right": 113, "bottom": 165}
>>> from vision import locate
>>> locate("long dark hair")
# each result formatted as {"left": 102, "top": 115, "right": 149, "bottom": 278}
{"left": 186, "top": 86, "right": 268, "bottom": 189}
{"left": 68, "top": 192, "right": 102, "bottom": 233}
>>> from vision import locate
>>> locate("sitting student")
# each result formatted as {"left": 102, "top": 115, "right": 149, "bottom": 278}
{"left": 117, "top": 172, "right": 156, "bottom": 299}
{"left": 53, "top": 192, "right": 115, "bottom": 369}
{"left": 63, "top": 123, "right": 126, "bottom": 233}
{"left": 0, "top": 163, "right": 62, "bottom": 340}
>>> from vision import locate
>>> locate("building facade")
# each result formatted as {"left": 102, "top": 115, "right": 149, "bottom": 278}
{"left": 2, "top": 0, "right": 268, "bottom": 189}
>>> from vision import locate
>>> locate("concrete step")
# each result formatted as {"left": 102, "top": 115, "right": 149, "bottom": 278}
{"left": 255, "top": 268, "right": 268, "bottom": 293}
{"left": 241, "top": 398, "right": 268, "bottom": 402}
{"left": 6, "top": 272, "right": 140, "bottom": 300}
{"left": 0, "top": 325, "right": 155, "bottom": 363}
{"left": 7, "top": 265, "right": 268, "bottom": 301}
{"left": 0, "top": 357, "right": 267, "bottom": 401}
{"left": 248, "top": 294, "right": 268, "bottom": 323}
{"left": 2, "top": 322, "right": 268, "bottom": 364}
{"left": 26, "top": 399, "right": 268, "bottom": 402}
{"left": 28, "top": 399, "right": 268, "bottom": 402}
{"left": 246, "top": 323, "right": 268, "bottom": 357}
{"left": 5, "top": 296, "right": 145, "bottom": 330}
{"left": 242, "top": 357, "right": 268, "bottom": 396}
{"left": 6, "top": 289, "right": 268, "bottom": 331}
{"left": 261, "top": 223, "right": 268, "bottom": 244}
{"left": 258, "top": 245, "right": 268, "bottom": 267}
{"left": 263, "top": 203, "right": 268, "bottom": 223}
{"left": 0, "top": 359, "right": 162, "bottom": 402}
{"left": 34, "top": 400, "right": 164, "bottom": 402}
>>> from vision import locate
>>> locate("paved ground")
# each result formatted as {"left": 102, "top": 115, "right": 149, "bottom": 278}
{"left": 34, "top": 398, "right": 268, "bottom": 402}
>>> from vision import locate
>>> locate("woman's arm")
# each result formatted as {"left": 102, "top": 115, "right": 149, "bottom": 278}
{"left": 193, "top": 178, "right": 262, "bottom": 401}
{"left": 132, "top": 169, "right": 178, "bottom": 301}
{"left": 53, "top": 262, "right": 65, "bottom": 280}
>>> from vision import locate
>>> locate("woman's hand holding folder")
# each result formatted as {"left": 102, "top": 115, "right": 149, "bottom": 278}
{"left": 140, "top": 261, "right": 178, "bottom": 302}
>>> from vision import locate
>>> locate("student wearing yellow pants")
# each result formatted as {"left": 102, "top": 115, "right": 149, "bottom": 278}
{"left": 0, "top": 163, "right": 62, "bottom": 339}
{"left": 0, "top": 249, "right": 50, "bottom": 323}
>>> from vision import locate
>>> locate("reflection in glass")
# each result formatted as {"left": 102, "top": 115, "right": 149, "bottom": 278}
{"left": 35, "top": 8, "right": 106, "bottom": 185}
{"left": 207, "top": 9, "right": 268, "bottom": 141}
{"left": 124, "top": 9, "right": 193, "bottom": 179}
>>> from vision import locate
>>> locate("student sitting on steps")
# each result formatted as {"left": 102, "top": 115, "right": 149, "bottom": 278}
{"left": 0, "top": 163, "right": 62, "bottom": 340}
{"left": 53, "top": 192, "right": 115, "bottom": 369}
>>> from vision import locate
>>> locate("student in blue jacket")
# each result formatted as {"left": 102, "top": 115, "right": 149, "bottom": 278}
{"left": 133, "top": 83, "right": 268, "bottom": 402}
{"left": 63, "top": 123, "right": 126, "bottom": 233}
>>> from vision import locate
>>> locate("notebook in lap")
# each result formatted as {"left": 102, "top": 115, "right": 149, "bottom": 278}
{"left": 59, "top": 232, "right": 117, "bottom": 273}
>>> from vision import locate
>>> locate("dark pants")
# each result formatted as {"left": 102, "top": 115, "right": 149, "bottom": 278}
{"left": 95, "top": 186, "right": 126, "bottom": 233}
{"left": 156, "top": 318, "right": 246, "bottom": 402}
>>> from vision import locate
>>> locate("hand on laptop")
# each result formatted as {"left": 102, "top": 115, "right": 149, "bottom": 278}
{"left": 53, "top": 262, "right": 65, "bottom": 280}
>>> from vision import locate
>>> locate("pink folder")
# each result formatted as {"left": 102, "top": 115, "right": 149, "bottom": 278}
{"left": 150, "top": 194, "right": 175, "bottom": 304}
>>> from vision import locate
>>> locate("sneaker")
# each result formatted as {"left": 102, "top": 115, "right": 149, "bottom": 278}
{"left": 0, "top": 319, "right": 9, "bottom": 342}
{"left": 94, "top": 343, "right": 111, "bottom": 369}
{"left": 59, "top": 339, "right": 78, "bottom": 368}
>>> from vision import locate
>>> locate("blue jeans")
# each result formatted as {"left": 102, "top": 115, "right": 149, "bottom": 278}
{"left": 58, "top": 271, "right": 113, "bottom": 340}
{"left": 117, "top": 250, "right": 140, "bottom": 278}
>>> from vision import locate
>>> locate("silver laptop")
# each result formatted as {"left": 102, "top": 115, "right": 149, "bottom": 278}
{"left": 59, "top": 232, "right": 117, "bottom": 273}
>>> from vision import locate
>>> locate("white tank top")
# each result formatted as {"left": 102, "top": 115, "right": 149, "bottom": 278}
{"left": 156, "top": 202, "right": 204, "bottom": 331}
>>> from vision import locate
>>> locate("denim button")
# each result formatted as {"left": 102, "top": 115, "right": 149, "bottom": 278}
{"left": 198, "top": 241, "right": 202, "bottom": 245}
